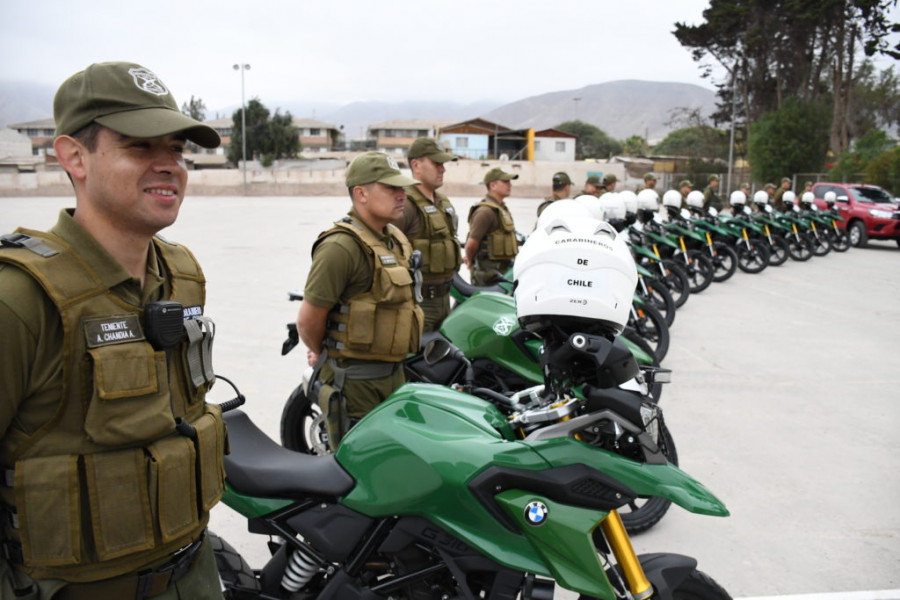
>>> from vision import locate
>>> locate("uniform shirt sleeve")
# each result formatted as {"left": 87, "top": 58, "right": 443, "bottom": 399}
{"left": 303, "top": 233, "right": 370, "bottom": 309}
{"left": 0, "top": 264, "right": 64, "bottom": 439}
{"left": 467, "top": 206, "right": 498, "bottom": 243}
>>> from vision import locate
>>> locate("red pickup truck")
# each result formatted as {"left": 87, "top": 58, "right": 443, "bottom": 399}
{"left": 811, "top": 182, "right": 900, "bottom": 247}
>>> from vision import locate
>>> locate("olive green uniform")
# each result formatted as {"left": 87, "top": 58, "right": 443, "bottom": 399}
{"left": 467, "top": 197, "right": 518, "bottom": 285}
{"left": 773, "top": 187, "right": 789, "bottom": 211}
{"left": 703, "top": 185, "right": 723, "bottom": 211}
{"left": 395, "top": 186, "right": 461, "bottom": 332}
{"left": 304, "top": 210, "right": 422, "bottom": 429}
{"left": 536, "top": 196, "right": 557, "bottom": 218}
{"left": 0, "top": 210, "right": 224, "bottom": 599}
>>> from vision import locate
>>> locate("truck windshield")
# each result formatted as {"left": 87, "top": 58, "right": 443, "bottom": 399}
{"left": 850, "top": 187, "right": 894, "bottom": 203}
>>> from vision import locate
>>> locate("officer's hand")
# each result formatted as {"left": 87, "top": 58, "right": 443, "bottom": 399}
{"left": 307, "top": 350, "right": 319, "bottom": 366}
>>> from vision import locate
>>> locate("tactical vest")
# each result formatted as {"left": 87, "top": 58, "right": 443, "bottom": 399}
{"left": 0, "top": 229, "right": 226, "bottom": 583}
{"left": 316, "top": 219, "right": 423, "bottom": 362}
{"left": 537, "top": 196, "right": 555, "bottom": 218}
{"left": 468, "top": 198, "right": 518, "bottom": 261}
{"left": 406, "top": 187, "right": 461, "bottom": 282}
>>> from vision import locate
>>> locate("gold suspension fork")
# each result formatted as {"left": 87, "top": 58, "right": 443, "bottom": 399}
{"left": 600, "top": 510, "right": 654, "bottom": 600}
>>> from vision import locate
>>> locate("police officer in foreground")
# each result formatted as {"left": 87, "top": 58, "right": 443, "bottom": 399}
{"left": 0, "top": 62, "right": 225, "bottom": 599}
{"left": 536, "top": 171, "right": 572, "bottom": 217}
{"left": 393, "top": 138, "right": 461, "bottom": 332}
{"left": 464, "top": 167, "right": 519, "bottom": 285}
{"left": 703, "top": 174, "right": 724, "bottom": 211}
{"left": 297, "top": 152, "right": 424, "bottom": 444}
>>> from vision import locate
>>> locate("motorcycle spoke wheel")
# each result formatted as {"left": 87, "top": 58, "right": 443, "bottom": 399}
{"left": 281, "top": 386, "right": 332, "bottom": 454}
{"left": 812, "top": 235, "right": 832, "bottom": 256}
{"left": 736, "top": 243, "right": 769, "bottom": 273}
{"left": 628, "top": 304, "right": 670, "bottom": 362}
{"left": 766, "top": 237, "right": 789, "bottom": 266}
{"left": 831, "top": 231, "right": 851, "bottom": 252}
{"left": 683, "top": 252, "right": 714, "bottom": 293}
{"left": 787, "top": 236, "right": 812, "bottom": 261}
{"left": 709, "top": 244, "right": 737, "bottom": 282}
{"left": 639, "top": 276, "right": 676, "bottom": 327}
{"left": 660, "top": 260, "right": 691, "bottom": 308}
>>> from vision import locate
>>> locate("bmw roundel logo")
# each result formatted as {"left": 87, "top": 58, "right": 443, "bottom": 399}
{"left": 524, "top": 501, "right": 548, "bottom": 526}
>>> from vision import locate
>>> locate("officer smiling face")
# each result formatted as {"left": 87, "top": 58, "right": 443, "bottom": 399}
{"left": 75, "top": 128, "right": 188, "bottom": 238}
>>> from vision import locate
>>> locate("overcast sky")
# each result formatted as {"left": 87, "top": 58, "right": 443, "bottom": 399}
{"left": 2, "top": 0, "right": 896, "bottom": 115}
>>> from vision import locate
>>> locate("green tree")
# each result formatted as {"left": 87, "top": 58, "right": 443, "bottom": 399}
{"left": 181, "top": 95, "right": 207, "bottom": 121}
{"left": 227, "top": 98, "right": 300, "bottom": 166}
{"left": 865, "top": 146, "right": 900, "bottom": 195}
{"left": 747, "top": 98, "right": 831, "bottom": 183}
{"left": 623, "top": 135, "right": 648, "bottom": 156}
{"left": 653, "top": 126, "right": 729, "bottom": 160}
{"left": 673, "top": 0, "right": 899, "bottom": 154}
{"left": 829, "top": 129, "right": 897, "bottom": 181}
{"left": 555, "top": 120, "right": 622, "bottom": 159}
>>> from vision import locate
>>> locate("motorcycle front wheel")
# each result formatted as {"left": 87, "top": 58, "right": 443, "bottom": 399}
{"left": 281, "top": 384, "right": 331, "bottom": 454}
{"left": 638, "top": 276, "right": 676, "bottom": 327}
{"left": 210, "top": 532, "right": 261, "bottom": 599}
{"left": 830, "top": 229, "right": 851, "bottom": 252}
{"left": 680, "top": 250, "right": 714, "bottom": 293}
{"left": 627, "top": 303, "right": 670, "bottom": 362}
{"left": 580, "top": 568, "right": 731, "bottom": 600}
{"left": 811, "top": 233, "right": 832, "bottom": 256}
{"left": 786, "top": 234, "right": 813, "bottom": 261}
{"left": 709, "top": 243, "right": 738, "bottom": 282}
{"left": 765, "top": 236, "right": 789, "bottom": 266}
{"left": 736, "top": 241, "right": 770, "bottom": 273}
{"left": 659, "top": 260, "right": 691, "bottom": 308}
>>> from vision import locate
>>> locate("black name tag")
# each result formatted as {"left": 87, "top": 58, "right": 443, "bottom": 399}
{"left": 84, "top": 315, "right": 145, "bottom": 348}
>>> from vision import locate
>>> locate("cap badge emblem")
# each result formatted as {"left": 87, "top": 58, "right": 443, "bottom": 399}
{"left": 128, "top": 67, "right": 169, "bottom": 96}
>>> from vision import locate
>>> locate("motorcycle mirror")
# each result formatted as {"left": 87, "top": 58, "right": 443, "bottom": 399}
{"left": 743, "top": 206, "right": 752, "bottom": 215}
{"left": 765, "top": 205, "right": 773, "bottom": 213}
{"left": 423, "top": 338, "right": 453, "bottom": 365}
{"left": 709, "top": 207, "right": 718, "bottom": 217}
{"left": 680, "top": 208, "right": 691, "bottom": 220}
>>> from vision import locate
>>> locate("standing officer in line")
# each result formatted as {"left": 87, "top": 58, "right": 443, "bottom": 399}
{"left": 773, "top": 177, "right": 792, "bottom": 211}
{"left": 703, "top": 174, "right": 724, "bottom": 211}
{"left": 581, "top": 174, "right": 603, "bottom": 197}
{"left": 639, "top": 172, "right": 658, "bottom": 192}
{"left": 678, "top": 179, "right": 694, "bottom": 207}
{"left": 393, "top": 138, "right": 460, "bottom": 332}
{"left": 464, "top": 167, "right": 519, "bottom": 285}
{"left": 536, "top": 171, "right": 572, "bottom": 217}
{"left": 297, "top": 152, "right": 424, "bottom": 443}
{"left": 0, "top": 62, "right": 225, "bottom": 599}
{"left": 598, "top": 174, "right": 617, "bottom": 196}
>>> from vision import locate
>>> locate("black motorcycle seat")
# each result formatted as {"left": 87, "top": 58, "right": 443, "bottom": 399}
{"left": 451, "top": 272, "right": 507, "bottom": 298}
{"left": 223, "top": 410, "right": 355, "bottom": 499}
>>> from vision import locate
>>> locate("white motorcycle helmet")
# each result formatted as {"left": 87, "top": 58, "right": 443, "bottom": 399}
{"left": 536, "top": 199, "right": 593, "bottom": 230}
{"left": 637, "top": 190, "right": 659, "bottom": 211}
{"left": 618, "top": 190, "right": 638, "bottom": 211}
{"left": 729, "top": 190, "right": 747, "bottom": 206}
{"left": 800, "top": 191, "right": 815, "bottom": 205}
{"left": 753, "top": 190, "right": 769, "bottom": 205}
{"left": 685, "top": 190, "right": 705, "bottom": 208}
{"left": 620, "top": 191, "right": 638, "bottom": 214}
{"left": 597, "top": 193, "right": 627, "bottom": 221}
{"left": 658, "top": 190, "right": 679, "bottom": 209}
{"left": 783, "top": 191, "right": 797, "bottom": 205}
{"left": 824, "top": 191, "right": 836, "bottom": 204}
{"left": 572, "top": 194, "right": 605, "bottom": 221}
{"left": 514, "top": 214, "right": 638, "bottom": 337}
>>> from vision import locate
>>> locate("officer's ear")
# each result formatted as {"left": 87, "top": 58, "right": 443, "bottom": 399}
{"left": 54, "top": 135, "right": 88, "bottom": 182}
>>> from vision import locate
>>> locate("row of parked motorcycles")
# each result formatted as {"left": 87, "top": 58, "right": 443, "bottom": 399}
{"left": 206, "top": 193, "right": 752, "bottom": 599}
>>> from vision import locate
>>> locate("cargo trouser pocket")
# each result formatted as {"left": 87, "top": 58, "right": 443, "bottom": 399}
{"left": 85, "top": 343, "right": 175, "bottom": 446}
{"left": 14, "top": 455, "right": 82, "bottom": 567}
{"left": 84, "top": 449, "right": 155, "bottom": 561}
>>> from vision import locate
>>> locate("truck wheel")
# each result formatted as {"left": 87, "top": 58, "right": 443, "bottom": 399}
{"left": 848, "top": 221, "right": 868, "bottom": 247}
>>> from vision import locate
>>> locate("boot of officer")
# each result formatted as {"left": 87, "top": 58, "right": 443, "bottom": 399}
{"left": 0, "top": 63, "right": 225, "bottom": 599}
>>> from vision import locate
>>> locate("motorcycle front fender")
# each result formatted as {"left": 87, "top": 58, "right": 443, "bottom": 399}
{"left": 636, "top": 553, "right": 698, "bottom": 600}
{"left": 531, "top": 437, "right": 729, "bottom": 517}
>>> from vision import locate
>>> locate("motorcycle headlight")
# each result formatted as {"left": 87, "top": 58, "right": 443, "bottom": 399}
{"left": 869, "top": 209, "right": 893, "bottom": 219}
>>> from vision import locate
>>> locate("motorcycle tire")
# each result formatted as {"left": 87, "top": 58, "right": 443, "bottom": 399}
{"left": 786, "top": 235, "right": 813, "bottom": 261}
{"left": 830, "top": 229, "right": 851, "bottom": 252}
{"left": 280, "top": 384, "right": 331, "bottom": 454}
{"left": 709, "top": 242, "right": 738, "bottom": 283}
{"left": 627, "top": 303, "right": 670, "bottom": 363}
{"left": 659, "top": 260, "right": 691, "bottom": 308}
{"left": 210, "top": 531, "right": 261, "bottom": 599}
{"left": 766, "top": 236, "right": 790, "bottom": 266}
{"left": 618, "top": 422, "right": 677, "bottom": 534}
{"left": 736, "top": 240, "right": 770, "bottom": 273}
{"left": 811, "top": 233, "right": 832, "bottom": 257}
{"left": 680, "top": 251, "right": 714, "bottom": 293}
{"left": 581, "top": 567, "right": 731, "bottom": 600}
{"left": 638, "top": 276, "right": 676, "bottom": 327}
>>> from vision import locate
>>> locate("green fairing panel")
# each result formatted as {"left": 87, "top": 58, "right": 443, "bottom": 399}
{"left": 440, "top": 292, "right": 543, "bottom": 382}
{"left": 221, "top": 481, "right": 293, "bottom": 519}
{"left": 496, "top": 490, "right": 616, "bottom": 598}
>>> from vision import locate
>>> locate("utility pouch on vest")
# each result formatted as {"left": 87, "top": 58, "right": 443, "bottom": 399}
{"left": 14, "top": 455, "right": 82, "bottom": 567}
{"left": 316, "top": 383, "right": 348, "bottom": 447}
{"left": 84, "top": 449, "right": 155, "bottom": 561}
{"left": 192, "top": 405, "right": 227, "bottom": 512}
{"left": 184, "top": 316, "right": 216, "bottom": 392}
{"left": 84, "top": 343, "right": 175, "bottom": 446}
{"left": 378, "top": 264, "right": 414, "bottom": 304}
{"left": 148, "top": 437, "right": 198, "bottom": 545}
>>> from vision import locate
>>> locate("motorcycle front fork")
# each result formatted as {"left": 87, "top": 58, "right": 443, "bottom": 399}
{"left": 600, "top": 510, "right": 654, "bottom": 600}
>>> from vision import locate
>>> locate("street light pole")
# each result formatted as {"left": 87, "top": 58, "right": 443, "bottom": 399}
{"left": 233, "top": 63, "right": 250, "bottom": 195}
{"left": 573, "top": 97, "right": 581, "bottom": 121}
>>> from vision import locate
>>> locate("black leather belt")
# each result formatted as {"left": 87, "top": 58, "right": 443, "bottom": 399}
{"left": 421, "top": 281, "right": 452, "bottom": 299}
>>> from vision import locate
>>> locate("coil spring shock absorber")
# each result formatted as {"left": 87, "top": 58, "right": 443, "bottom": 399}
{"left": 281, "top": 545, "right": 324, "bottom": 592}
